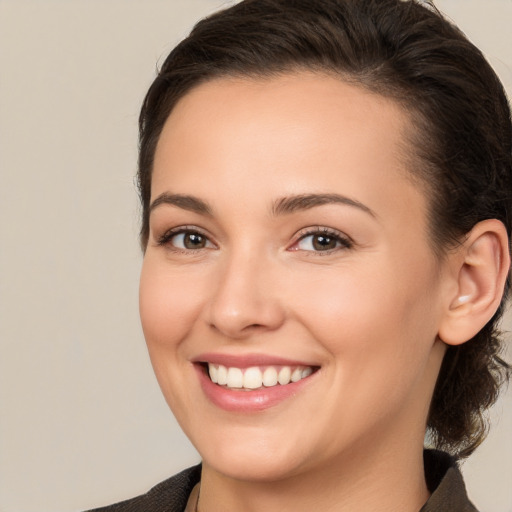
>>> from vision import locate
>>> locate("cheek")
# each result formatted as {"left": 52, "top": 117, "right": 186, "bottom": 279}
{"left": 138, "top": 257, "right": 207, "bottom": 417}
{"left": 284, "top": 265, "right": 393, "bottom": 348}
{"left": 139, "top": 257, "right": 205, "bottom": 349}
{"left": 288, "top": 255, "right": 440, "bottom": 378}
{"left": 290, "top": 265, "right": 439, "bottom": 438}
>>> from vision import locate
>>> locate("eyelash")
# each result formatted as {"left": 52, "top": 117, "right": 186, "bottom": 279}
{"left": 291, "top": 227, "right": 353, "bottom": 254}
{"left": 156, "top": 226, "right": 353, "bottom": 254}
{"left": 157, "top": 226, "right": 215, "bottom": 253}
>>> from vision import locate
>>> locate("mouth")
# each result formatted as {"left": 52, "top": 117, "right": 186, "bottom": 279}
{"left": 193, "top": 354, "right": 320, "bottom": 411}
{"left": 205, "top": 363, "right": 316, "bottom": 391}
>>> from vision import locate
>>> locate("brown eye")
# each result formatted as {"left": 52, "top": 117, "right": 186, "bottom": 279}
{"left": 182, "top": 232, "right": 207, "bottom": 249}
{"left": 312, "top": 234, "right": 338, "bottom": 251}
{"left": 293, "top": 229, "right": 352, "bottom": 253}
{"left": 159, "top": 229, "right": 214, "bottom": 250}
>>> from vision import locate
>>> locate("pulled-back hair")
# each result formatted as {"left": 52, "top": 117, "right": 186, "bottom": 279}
{"left": 138, "top": 0, "right": 512, "bottom": 457}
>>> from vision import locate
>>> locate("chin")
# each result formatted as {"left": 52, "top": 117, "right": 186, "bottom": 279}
{"left": 203, "top": 449, "right": 306, "bottom": 483}
{"left": 191, "top": 426, "right": 312, "bottom": 482}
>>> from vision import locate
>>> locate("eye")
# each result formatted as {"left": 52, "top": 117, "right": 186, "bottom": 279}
{"left": 291, "top": 228, "right": 352, "bottom": 252}
{"left": 172, "top": 232, "right": 210, "bottom": 249}
{"left": 158, "top": 228, "right": 215, "bottom": 251}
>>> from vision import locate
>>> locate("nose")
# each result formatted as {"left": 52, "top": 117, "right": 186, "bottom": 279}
{"left": 205, "top": 250, "right": 286, "bottom": 339}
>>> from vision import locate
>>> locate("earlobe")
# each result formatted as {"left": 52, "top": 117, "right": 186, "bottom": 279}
{"left": 438, "top": 219, "right": 510, "bottom": 346}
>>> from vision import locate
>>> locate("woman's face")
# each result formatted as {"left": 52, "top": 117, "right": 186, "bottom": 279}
{"left": 140, "top": 72, "right": 450, "bottom": 482}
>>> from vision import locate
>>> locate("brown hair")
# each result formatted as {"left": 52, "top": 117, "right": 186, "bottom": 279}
{"left": 138, "top": 0, "right": 511, "bottom": 457}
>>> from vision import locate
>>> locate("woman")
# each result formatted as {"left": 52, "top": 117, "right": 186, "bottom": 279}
{"left": 89, "top": 0, "right": 511, "bottom": 510}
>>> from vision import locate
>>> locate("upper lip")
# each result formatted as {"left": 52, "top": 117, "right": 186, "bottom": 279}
{"left": 192, "top": 352, "right": 319, "bottom": 368}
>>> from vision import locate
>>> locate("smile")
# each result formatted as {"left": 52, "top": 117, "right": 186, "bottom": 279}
{"left": 208, "top": 363, "right": 314, "bottom": 390}
{"left": 195, "top": 358, "right": 320, "bottom": 411}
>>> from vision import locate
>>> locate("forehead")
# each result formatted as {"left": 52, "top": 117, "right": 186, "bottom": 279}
{"left": 152, "top": 71, "right": 428, "bottom": 229}
{"left": 158, "top": 72, "right": 411, "bottom": 156}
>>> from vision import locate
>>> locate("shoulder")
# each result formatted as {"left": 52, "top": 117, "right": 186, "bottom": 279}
{"left": 84, "top": 452, "right": 478, "bottom": 512}
{"left": 84, "top": 464, "right": 202, "bottom": 512}
{"left": 421, "top": 450, "right": 478, "bottom": 512}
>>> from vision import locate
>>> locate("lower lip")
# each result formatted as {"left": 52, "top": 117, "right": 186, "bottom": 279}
{"left": 195, "top": 365, "right": 316, "bottom": 412}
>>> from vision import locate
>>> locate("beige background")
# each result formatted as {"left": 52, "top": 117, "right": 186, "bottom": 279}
{"left": 0, "top": 1, "right": 511, "bottom": 511}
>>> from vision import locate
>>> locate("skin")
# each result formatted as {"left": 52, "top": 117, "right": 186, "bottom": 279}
{"left": 139, "top": 72, "right": 459, "bottom": 512}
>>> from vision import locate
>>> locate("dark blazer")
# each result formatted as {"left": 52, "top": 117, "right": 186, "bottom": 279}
{"left": 420, "top": 450, "right": 478, "bottom": 512}
{"left": 85, "top": 465, "right": 201, "bottom": 512}
{"left": 86, "top": 450, "right": 478, "bottom": 512}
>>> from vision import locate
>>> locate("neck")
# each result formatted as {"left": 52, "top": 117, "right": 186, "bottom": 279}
{"left": 198, "top": 438, "right": 430, "bottom": 512}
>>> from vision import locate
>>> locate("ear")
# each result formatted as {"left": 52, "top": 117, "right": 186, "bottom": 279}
{"left": 438, "top": 219, "right": 510, "bottom": 346}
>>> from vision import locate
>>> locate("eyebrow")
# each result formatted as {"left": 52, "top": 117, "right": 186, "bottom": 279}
{"left": 149, "top": 192, "right": 375, "bottom": 219}
{"left": 272, "top": 193, "right": 376, "bottom": 217}
{"left": 149, "top": 193, "right": 213, "bottom": 216}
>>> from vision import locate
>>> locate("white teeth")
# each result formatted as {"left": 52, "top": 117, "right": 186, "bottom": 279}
{"left": 301, "top": 367, "right": 313, "bottom": 378}
{"left": 243, "top": 367, "right": 263, "bottom": 389}
{"left": 278, "top": 366, "right": 291, "bottom": 385}
{"left": 217, "top": 365, "right": 228, "bottom": 385}
{"left": 206, "top": 363, "right": 314, "bottom": 390}
{"left": 262, "top": 367, "right": 278, "bottom": 387}
{"left": 209, "top": 364, "right": 218, "bottom": 383}
{"left": 291, "top": 368, "right": 302, "bottom": 382}
{"left": 226, "top": 367, "right": 243, "bottom": 388}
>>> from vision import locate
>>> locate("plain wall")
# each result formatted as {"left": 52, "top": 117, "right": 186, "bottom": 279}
{"left": 0, "top": 1, "right": 510, "bottom": 511}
